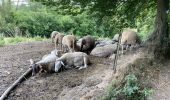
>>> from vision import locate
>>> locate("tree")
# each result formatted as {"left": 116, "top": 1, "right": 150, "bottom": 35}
{"left": 148, "top": 0, "right": 169, "bottom": 58}
{"left": 32, "top": 0, "right": 169, "bottom": 58}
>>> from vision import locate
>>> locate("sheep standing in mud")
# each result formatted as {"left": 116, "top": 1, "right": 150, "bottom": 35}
{"left": 54, "top": 33, "right": 65, "bottom": 50}
{"left": 56, "top": 52, "right": 90, "bottom": 70}
{"left": 29, "top": 50, "right": 64, "bottom": 76}
{"left": 120, "top": 30, "right": 140, "bottom": 54}
{"left": 62, "top": 35, "right": 78, "bottom": 52}
{"left": 80, "top": 35, "right": 95, "bottom": 54}
{"left": 51, "top": 31, "right": 59, "bottom": 43}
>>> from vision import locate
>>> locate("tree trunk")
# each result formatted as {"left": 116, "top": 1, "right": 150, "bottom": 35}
{"left": 148, "top": 0, "right": 169, "bottom": 59}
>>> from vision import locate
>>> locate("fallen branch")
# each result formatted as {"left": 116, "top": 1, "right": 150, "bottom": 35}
{"left": 0, "top": 68, "right": 32, "bottom": 100}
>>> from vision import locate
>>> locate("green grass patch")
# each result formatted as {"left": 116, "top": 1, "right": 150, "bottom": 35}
{"left": 0, "top": 36, "right": 48, "bottom": 46}
{"left": 102, "top": 74, "right": 154, "bottom": 100}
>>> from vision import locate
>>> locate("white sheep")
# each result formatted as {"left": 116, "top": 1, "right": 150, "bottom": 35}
{"left": 56, "top": 52, "right": 90, "bottom": 70}
{"left": 120, "top": 30, "right": 140, "bottom": 54}
{"left": 29, "top": 50, "right": 64, "bottom": 75}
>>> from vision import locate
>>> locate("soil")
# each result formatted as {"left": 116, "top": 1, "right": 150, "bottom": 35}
{"left": 0, "top": 41, "right": 170, "bottom": 100}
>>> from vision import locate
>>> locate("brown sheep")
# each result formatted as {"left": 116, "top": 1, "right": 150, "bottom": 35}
{"left": 120, "top": 30, "right": 140, "bottom": 54}
{"left": 54, "top": 33, "right": 65, "bottom": 50}
{"left": 80, "top": 35, "right": 96, "bottom": 54}
{"left": 51, "top": 31, "right": 59, "bottom": 43}
{"left": 62, "top": 35, "right": 78, "bottom": 52}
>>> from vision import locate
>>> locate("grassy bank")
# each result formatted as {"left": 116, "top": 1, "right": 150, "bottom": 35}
{"left": 0, "top": 36, "right": 48, "bottom": 46}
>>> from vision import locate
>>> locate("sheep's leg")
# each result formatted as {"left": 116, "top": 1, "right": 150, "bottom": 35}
{"left": 79, "top": 56, "right": 88, "bottom": 70}
{"left": 75, "top": 66, "right": 80, "bottom": 68}
{"left": 60, "top": 43, "right": 62, "bottom": 51}
{"left": 121, "top": 44, "right": 124, "bottom": 54}
{"left": 130, "top": 45, "right": 133, "bottom": 52}
{"left": 78, "top": 65, "right": 88, "bottom": 70}
{"left": 55, "top": 41, "right": 57, "bottom": 50}
{"left": 39, "top": 65, "right": 44, "bottom": 73}
{"left": 126, "top": 45, "right": 129, "bottom": 52}
{"left": 62, "top": 45, "right": 66, "bottom": 53}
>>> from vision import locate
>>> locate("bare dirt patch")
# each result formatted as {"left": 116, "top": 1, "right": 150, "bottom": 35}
{"left": 0, "top": 41, "right": 115, "bottom": 100}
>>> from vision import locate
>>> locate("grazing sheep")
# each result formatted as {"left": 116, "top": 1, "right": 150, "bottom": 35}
{"left": 54, "top": 33, "right": 65, "bottom": 50}
{"left": 56, "top": 52, "right": 90, "bottom": 70}
{"left": 62, "top": 35, "right": 77, "bottom": 52}
{"left": 51, "top": 31, "right": 59, "bottom": 43}
{"left": 29, "top": 50, "right": 63, "bottom": 76}
{"left": 120, "top": 30, "right": 140, "bottom": 54}
{"left": 80, "top": 35, "right": 95, "bottom": 54}
{"left": 90, "top": 43, "right": 117, "bottom": 57}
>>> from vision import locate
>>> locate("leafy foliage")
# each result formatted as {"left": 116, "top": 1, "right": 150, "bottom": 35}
{"left": 103, "top": 74, "right": 154, "bottom": 100}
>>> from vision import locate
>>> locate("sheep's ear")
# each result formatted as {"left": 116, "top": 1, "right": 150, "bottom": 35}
{"left": 60, "top": 61, "right": 65, "bottom": 66}
{"left": 30, "top": 59, "right": 34, "bottom": 65}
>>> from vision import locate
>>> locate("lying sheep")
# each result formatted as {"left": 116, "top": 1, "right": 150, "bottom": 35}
{"left": 54, "top": 33, "right": 65, "bottom": 50}
{"left": 90, "top": 43, "right": 117, "bottom": 57}
{"left": 120, "top": 30, "right": 140, "bottom": 54}
{"left": 62, "top": 35, "right": 77, "bottom": 52}
{"left": 80, "top": 35, "right": 95, "bottom": 54}
{"left": 95, "top": 39, "right": 114, "bottom": 47}
{"left": 51, "top": 31, "right": 59, "bottom": 43}
{"left": 56, "top": 52, "right": 90, "bottom": 70}
{"left": 29, "top": 50, "right": 64, "bottom": 76}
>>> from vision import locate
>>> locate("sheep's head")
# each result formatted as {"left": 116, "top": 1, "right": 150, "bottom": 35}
{"left": 29, "top": 59, "right": 40, "bottom": 76}
{"left": 51, "top": 49, "right": 63, "bottom": 57}
{"left": 54, "top": 60, "right": 65, "bottom": 72}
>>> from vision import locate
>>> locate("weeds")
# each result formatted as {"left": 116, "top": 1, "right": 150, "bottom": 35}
{"left": 103, "top": 74, "right": 154, "bottom": 100}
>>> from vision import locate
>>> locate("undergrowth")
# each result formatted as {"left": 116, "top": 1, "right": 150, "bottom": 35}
{"left": 103, "top": 74, "right": 154, "bottom": 100}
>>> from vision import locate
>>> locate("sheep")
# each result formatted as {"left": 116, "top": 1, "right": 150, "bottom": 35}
{"left": 95, "top": 39, "right": 115, "bottom": 47}
{"left": 54, "top": 33, "right": 65, "bottom": 50}
{"left": 90, "top": 43, "right": 117, "bottom": 57}
{"left": 120, "top": 30, "right": 140, "bottom": 54}
{"left": 62, "top": 35, "right": 78, "bottom": 52}
{"left": 56, "top": 52, "right": 90, "bottom": 70}
{"left": 51, "top": 31, "right": 59, "bottom": 43}
{"left": 112, "top": 33, "right": 119, "bottom": 42}
{"left": 80, "top": 35, "right": 95, "bottom": 54}
{"left": 29, "top": 50, "right": 64, "bottom": 76}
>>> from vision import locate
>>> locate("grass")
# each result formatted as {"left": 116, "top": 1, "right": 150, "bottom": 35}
{"left": 102, "top": 74, "right": 154, "bottom": 100}
{"left": 0, "top": 36, "right": 48, "bottom": 47}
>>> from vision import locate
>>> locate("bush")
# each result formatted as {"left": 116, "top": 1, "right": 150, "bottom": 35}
{"left": 0, "top": 1, "right": 156, "bottom": 40}
{"left": 103, "top": 74, "right": 154, "bottom": 100}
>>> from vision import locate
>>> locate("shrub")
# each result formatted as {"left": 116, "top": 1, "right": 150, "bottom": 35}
{"left": 103, "top": 74, "right": 154, "bottom": 100}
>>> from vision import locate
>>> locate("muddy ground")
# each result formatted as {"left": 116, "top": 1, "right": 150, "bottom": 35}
{"left": 0, "top": 41, "right": 170, "bottom": 100}
{"left": 0, "top": 41, "right": 115, "bottom": 100}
